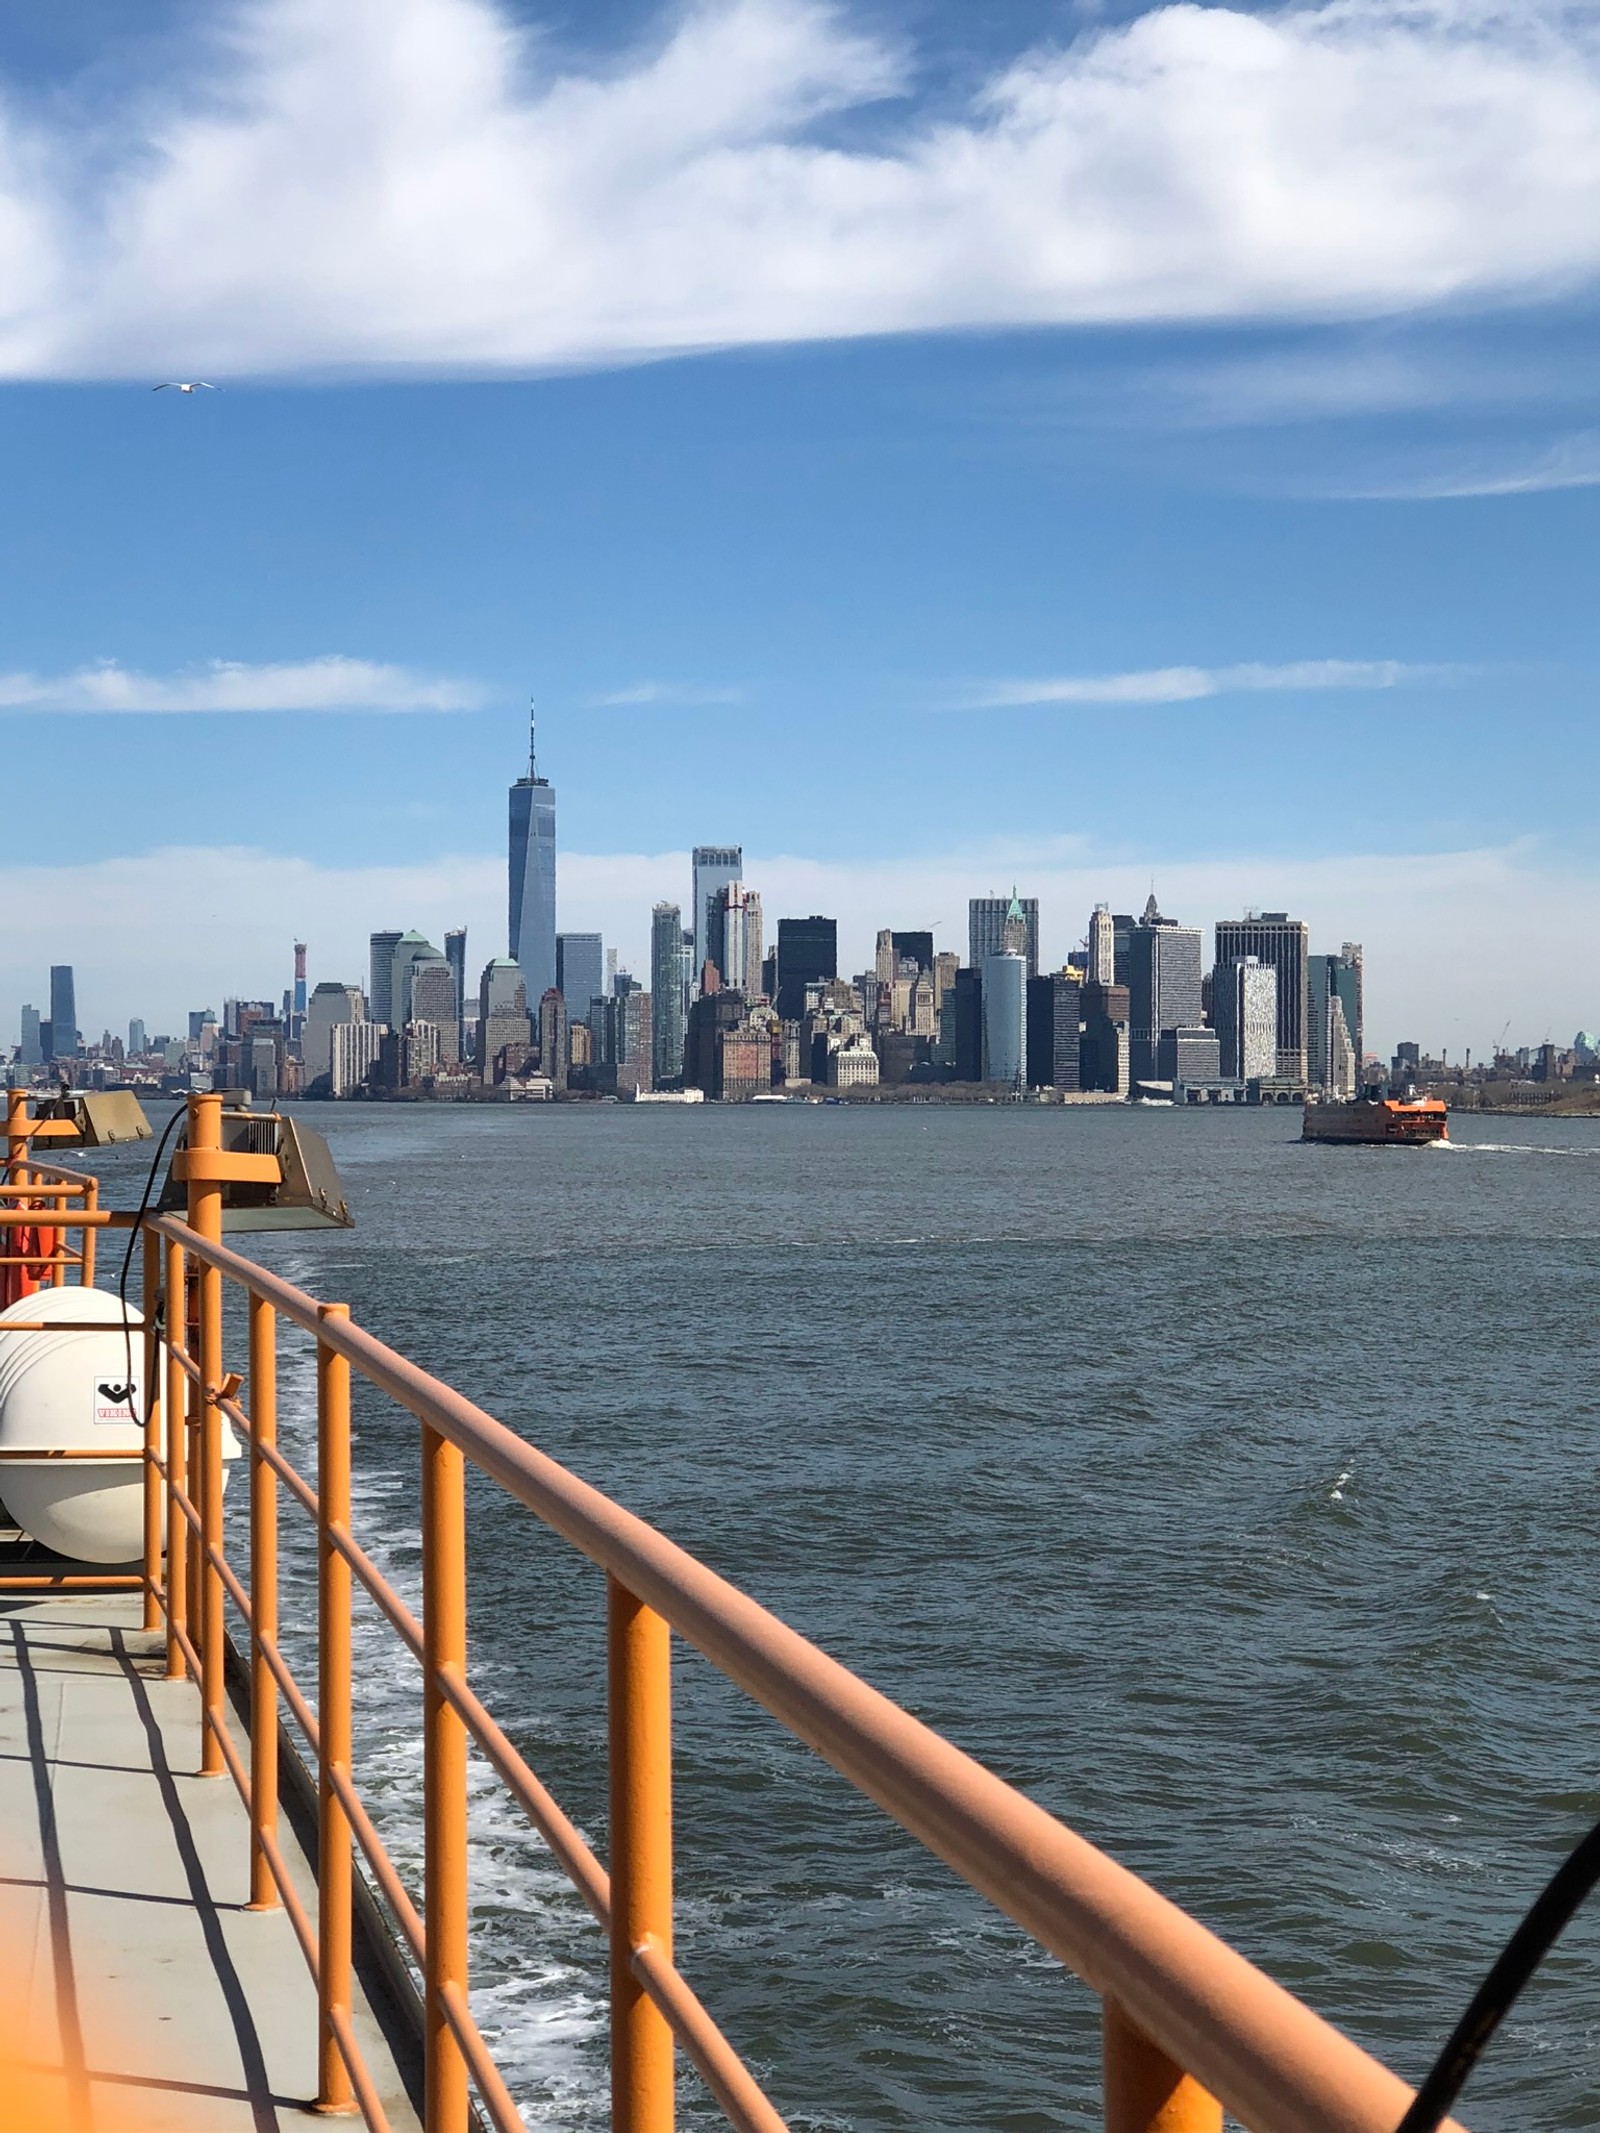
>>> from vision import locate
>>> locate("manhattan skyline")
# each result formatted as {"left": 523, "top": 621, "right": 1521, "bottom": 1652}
{"left": 1, "top": 1, "right": 1598, "bottom": 1054}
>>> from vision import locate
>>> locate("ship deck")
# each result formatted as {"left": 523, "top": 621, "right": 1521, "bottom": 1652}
{"left": 0, "top": 1591, "right": 421, "bottom": 2131}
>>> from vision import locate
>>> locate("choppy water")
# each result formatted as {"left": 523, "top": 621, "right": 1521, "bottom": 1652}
{"left": 114, "top": 1103, "right": 1600, "bottom": 2128}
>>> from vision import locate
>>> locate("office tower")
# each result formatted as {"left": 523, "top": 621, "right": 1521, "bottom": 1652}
{"left": 692, "top": 846, "right": 742, "bottom": 983}
{"left": 1087, "top": 906, "right": 1115, "bottom": 986}
{"left": 556, "top": 933, "right": 605, "bottom": 1017}
{"left": 508, "top": 706, "right": 557, "bottom": 1007}
{"left": 776, "top": 916, "right": 837, "bottom": 1022}
{"left": 981, "top": 954, "right": 1025, "bottom": 1086}
{"left": 1112, "top": 914, "right": 1135, "bottom": 986}
{"left": 19, "top": 1005, "right": 41, "bottom": 1066}
{"left": 1079, "top": 982, "right": 1130, "bottom": 1094}
{"left": 1158, "top": 1027, "right": 1223, "bottom": 1082}
{"left": 891, "top": 930, "right": 934, "bottom": 975}
{"left": 1213, "top": 957, "right": 1278, "bottom": 1081}
{"left": 292, "top": 942, "right": 308, "bottom": 1048}
{"left": 302, "top": 982, "right": 365, "bottom": 1083}
{"left": 1339, "top": 943, "right": 1365, "bottom": 1073}
{"left": 539, "top": 988, "right": 570, "bottom": 1089}
{"left": 368, "top": 932, "right": 403, "bottom": 1028}
{"left": 1214, "top": 912, "right": 1309, "bottom": 1080}
{"left": 1307, "top": 953, "right": 1360, "bottom": 1096}
{"left": 651, "top": 903, "right": 689, "bottom": 1086}
{"left": 710, "top": 882, "right": 763, "bottom": 996}
{"left": 330, "top": 1021, "right": 384, "bottom": 1097}
{"left": 932, "top": 950, "right": 959, "bottom": 1012}
{"left": 127, "top": 1018, "right": 147, "bottom": 1058}
{"left": 969, "top": 894, "right": 1039, "bottom": 978}
{"left": 1027, "top": 972, "right": 1082, "bottom": 1090}
{"left": 390, "top": 932, "right": 442, "bottom": 1029}
{"left": 477, "top": 959, "right": 532, "bottom": 1076}
{"left": 1126, "top": 897, "right": 1203, "bottom": 1084}
{"left": 48, "top": 967, "right": 77, "bottom": 1058}
{"left": 409, "top": 959, "right": 460, "bottom": 1064}
{"left": 445, "top": 928, "right": 468, "bottom": 1022}
{"left": 875, "top": 930, "right": 896, "bottom": 986}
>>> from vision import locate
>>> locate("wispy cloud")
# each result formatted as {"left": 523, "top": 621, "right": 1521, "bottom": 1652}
{"left": 4, "top": 0, "right": 1600, "bottom": 378}
{"left": 582, "top": 681, "right": 747, "bottom": 708}
{"left": 953, "top": 659, "right": 1428, "bottom": 709}
{"left": 0, "top": 656, "right": 483, "bottom": 713}
{"left": 1341, "top": 431, "right": 1600, "bottom": 501}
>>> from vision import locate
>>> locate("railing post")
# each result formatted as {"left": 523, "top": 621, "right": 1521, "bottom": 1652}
{"left": 607, "top": 1574, "right": 675, "bottom": 2133}
{"left": 423, "top": 1421, "right": 469, "bottom": 2133}
{"left": 140, "top": 1222, "right": 162, "bottom": 1632}
{"left": 1103, "top": 2001, "right": 1223, "bottom": 2133}
{"left": 163, "top": 1234, "right": 188, "bottom": 1681}
{"left": 317, "top": 1302, "right": 357, "bottom": 2115}
{"left": 248, "top": 1294, "right": 279, "bottom": 1912}
{"left": 186, "top": 1092, "right": 226, "bottom": 1779}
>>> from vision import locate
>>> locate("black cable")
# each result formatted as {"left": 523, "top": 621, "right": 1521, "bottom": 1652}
{"left": 113, "top": 1101, "right": 189, "bottom": 1429}
{"left": 1396, "top": 1812, "right": 1600, "bottom": 2133}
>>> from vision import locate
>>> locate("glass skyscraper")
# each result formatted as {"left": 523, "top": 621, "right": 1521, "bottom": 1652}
{"left": 556, "top": 933, "right": 605, "bottom": 1016}
{"left": 650, "top": 903, "right": 690, "bottom": 1086}
{"left": 48, "top": 965, "right": 77, "bottom": 1059}
{"left": 692, "top": 846, "right": 741, "bottom": 986}
{"left": 509, "top": 711, "right": 557, "bottom": 1009}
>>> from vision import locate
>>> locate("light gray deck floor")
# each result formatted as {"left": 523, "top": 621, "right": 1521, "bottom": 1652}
{"left": 0, "top": 1594, "right": 421, "bottom": 2130}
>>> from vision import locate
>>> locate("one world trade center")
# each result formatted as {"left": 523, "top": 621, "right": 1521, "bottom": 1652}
{"left": 508, "top": 706, "right": 557, "bottom": 1008}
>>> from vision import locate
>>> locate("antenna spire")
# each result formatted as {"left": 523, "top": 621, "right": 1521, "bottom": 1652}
{"left": 528, "top": 696, "right": 537, "bottom": 779}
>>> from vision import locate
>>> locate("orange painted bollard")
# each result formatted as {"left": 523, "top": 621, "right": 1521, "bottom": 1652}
{"left": 140, "top": 1224, "right": 162, "bottom": 1632}
{"left": 608, "top": 1574, "right": 675, "bottom": 2133}
{"left": 247, "top": 1294, "right": 279, "bottom": 1912}
{"left": 163, "top": 1235, "right": 188, "bottom": 1681}
{"left": 1103, "top": 2001, "right": 1222, "bottom": 2133}
{"left": 186, "top": 1094, "right": 227, "bottom": 1778}
{"left": 422, "top": 1421, "right": 469, "bottom": 2133}
{"left": 316, "top": 1303, "right": 358, "bottom": 2115}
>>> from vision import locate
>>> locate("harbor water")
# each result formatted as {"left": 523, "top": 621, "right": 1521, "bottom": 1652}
{"left": 110, "top": 1103, "right": 1600, "bottom": 2128}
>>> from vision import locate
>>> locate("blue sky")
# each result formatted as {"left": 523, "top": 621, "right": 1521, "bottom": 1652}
{"left": 3, "top": 0, "right": 1600, "bottom": 1053}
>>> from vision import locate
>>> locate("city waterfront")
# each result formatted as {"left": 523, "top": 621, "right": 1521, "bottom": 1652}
{"left": 90, "top": 1098, "right": 1600, "bottom": 2129}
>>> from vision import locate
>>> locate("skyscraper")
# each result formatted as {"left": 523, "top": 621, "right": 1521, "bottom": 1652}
{"left": 1214, "top": 912, "right": 1310, "bottom": 1080}
{"left": 1126, "top": 897, "right": 1203, "bottom": 1084}
{"left": 1339, "top": 942, "right": 1365, "bottom": 1074}
{"left": 48, "top": 966, "right": 77, "bottom": 1059}
{"left": 776, "top": 916, "right": 837, "bottom": 1021}
{"left": 19, "top": 1005, "right": 41, "bottom": 1066}
{"left": 1027, "top": 972, "right": 1082, "bottom": 1090}
{"left": 508, "top": 707, "right": 557, "bottom": 1008}
{"left": 556, "top": 933, "right": 605, "bottom": 1016}
{"left": 1087, "top": 906, "right": 1115, "bottom": 986}
{"left": 292, "top": 942, "right": 307, "bottom": 1049}
{"left": 1307, "top": 951, "right": 1362, "bottom": 1095}
{"left": 390, "top": 932, "right": 442, "bottom": 1028}
{"left": 368, "top": 931, "right": 403, "bottom": 1028}
{"left": 651, "top": 902, "right": 689, "bottom": 1086}
{"left": 128, "top": 1018, "right": 147, "bottom": 1058}
{"left": 445, "top": 928, "right": 468, "bottom": 1024}
{"left": 981, "top": 952, "right": 1025, "bottom": 1086}
{"left": 1213, "top": 957, "right": 1277, "bottom": 1081}
{"left": 969, "top": 894, "right": 1039, "bottom": 977}
{"left": 692, "top": 846, "right": 742, "bottom": 984}
{"left": 709, "top": 882, "right": 763, "bottom": 996}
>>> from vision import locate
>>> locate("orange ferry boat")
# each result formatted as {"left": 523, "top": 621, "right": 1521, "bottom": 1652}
{"left": 1303, "top": 1092, "right": 1450, "bottom": 1145}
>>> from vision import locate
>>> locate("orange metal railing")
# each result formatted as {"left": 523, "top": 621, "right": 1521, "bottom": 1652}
{"left": 3, "top": 1091, "right": 1466, "bottom": 2133}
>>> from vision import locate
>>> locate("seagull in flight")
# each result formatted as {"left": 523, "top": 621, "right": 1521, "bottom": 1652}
{"left": 153, "top": 381, "right": 216, "bottom": 394}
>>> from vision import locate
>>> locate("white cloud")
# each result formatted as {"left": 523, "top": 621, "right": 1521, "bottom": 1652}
{"left": 0, "top": 656, "right": 483, "bottom": 713}
{"left": 581, "top": 680, "right": 747, "bottom": 707}
{"left": 956, "top": 659, "right": 1422, "bottom": 707}
{"left": 2, "top": 834, "right": 1593, "bottom": 1058}
{"left": 5, "top": 0, "right": 1600, "bottom": 377}
{"left": 1342, "top": 428, "right": 1600, "bottom": 498}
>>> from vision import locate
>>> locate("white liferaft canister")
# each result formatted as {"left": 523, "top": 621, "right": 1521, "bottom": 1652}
{"left": 0, "top": 1286, "right": 239, "bottom": 1563}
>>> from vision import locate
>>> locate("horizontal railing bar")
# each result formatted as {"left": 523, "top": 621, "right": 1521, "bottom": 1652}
{"left": 257, "top": 1434, "right": 319, "bottom": 1519}
{"left": 631, "top": 1936, "right": 791, "bottom": 2133}
{"left": 325, "top": 1760, "right": 427, "bottom": 1967}
{"left": 151, "top": 1214, "right": 1458, "bottom": 2133}
{"left": 0, "top": 1573, "right": 144, "bottom": 1590}
{"left": 434, "top": 1664, "right": 611, "bottom": 1929}
{"left": 327, "top": 2002, "right": 393, "bottom": 2133}
{"left": 0, "top": 1208, "right": 111, "bottom": 1226}
{"left": 0, "top": 1321, "right": 151, "bottom": 1333}
{"left": 437, "top": 1978, "right": 528, "bottom": 2133}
